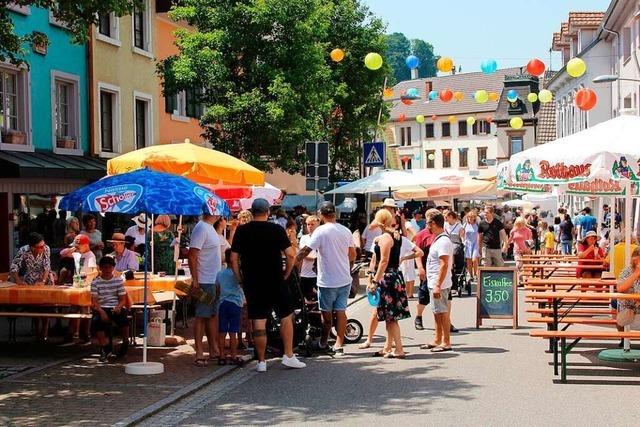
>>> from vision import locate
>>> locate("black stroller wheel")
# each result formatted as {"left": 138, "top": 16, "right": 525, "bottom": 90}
{"left": 343, "top": 319, "right": 364, "bottom": 344}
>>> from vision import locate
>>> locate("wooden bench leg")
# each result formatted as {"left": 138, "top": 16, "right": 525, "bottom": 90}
{"left": 553, "top": 337, "right": 559, "bottom": 375}
{"left": 560, "top": 337, "right": 567, "bottom": 383}
{"left": 8, "top": 317, "right": 17, "bottom": 344}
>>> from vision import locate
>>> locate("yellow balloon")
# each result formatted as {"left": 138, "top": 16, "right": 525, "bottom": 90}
{"left": 383, "top": 87, "right": 393, "bottom": 98}
{"left": 364, "top": 52, "right": 383, "bottom": 70}
{"left": 567, "top": 57, "right": 586, "bottom": 78}
{"left": 510, "top": 117, "right": 524, "bottom": 129}
{"left": 428, "top": 153, "right": 435, "bottom": 161}
{"left": 448, "top": 115, "right": 456, "bottom": 123}
{"left": 527, "top": 93, "right": 538, "bottom": 103}
{"left": 416, "top": 114, "right": 425, "bottom": 123}
{"left": 474, "top": 90, "right": 489, "bottom": 104}
{"left": 488, "top": 92, "right": 499, "bottom": 102}
{"left": 437, "top": 57, "right": 454, "bottom": 73}
{"left": 330, "top": 48, "right": 345, "bottom": 62}
{"left": 538, "top": 89, "right": 553, "bottom": 103}
{"left": 453, "top": 91, "right": 464, "bottom": 101}
{"left": 466, "top": 116, "right": 476, "bottom": 126}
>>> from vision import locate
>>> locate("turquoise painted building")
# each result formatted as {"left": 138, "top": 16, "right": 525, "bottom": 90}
{"left": 2, "top": 5, "right": 89, "bottom": 153}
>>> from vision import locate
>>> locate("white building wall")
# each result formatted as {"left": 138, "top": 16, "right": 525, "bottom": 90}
{"left": 612, "top": 1, "right": 640, "bottom": 116}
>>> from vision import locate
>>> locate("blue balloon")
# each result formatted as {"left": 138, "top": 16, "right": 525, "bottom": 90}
{"left": 406, "top": 87, "right": 419, "bottom": 98}
{"left": 507, "top": 89, "right": 518, "bottom": 101}
{"left": 405, "top": 55, "right": 420, "bottom": 69}
{"left": 481, "top": 59, "right": 497, "bottom": 74}
{"left": 429, "top": 90, "right": 438, "bottom": 100}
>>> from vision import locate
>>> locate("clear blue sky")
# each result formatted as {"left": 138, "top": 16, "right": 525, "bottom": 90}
{"left": 362, "top": 0, "right": 611, "bottom": 73}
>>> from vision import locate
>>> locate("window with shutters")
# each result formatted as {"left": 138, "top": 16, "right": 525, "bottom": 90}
{"left": 134, "top": 91, "right": 153, "bottom": 149}
{"left": 52, "top": 71, "right": 81, "bottom": 153}
{"left": 459, "top": 148, "right": 468, "bottom": 168}
{"left": 442, "top": 122, "right": 451, "bottom": 137}
{"left": 132, "top": 0, "right": 152, "bottom": 56}
{"left": 399, "top": 126, "right": 411, "bottom": 146}
{"left": 98, "top": 83, "right": 121, "bottom": 155}
{"left": 425, "top": 150, "right": 435, "bottom": 168}
{"left": 425, "top": 123, "right": 434, "bottom": 138}
{"left": 442, "top": 149, "right": 451, "bottom": 168}
{"left": 473, "top": 120, "right": 490, "bottom": 135}
{"left": 477, "top": 147, "right": 488, "bottom": 168}
{"left": 166, "top": 88, "right": 204, "bottom": 121}
{"left": 0, "top": 65, "right": 31, "bottom": 150}
{"left": 458, "top": 121, "right": 467, "bottom": 136}
{"left": 97, "top": 13, "right": 120, "bottom": 46}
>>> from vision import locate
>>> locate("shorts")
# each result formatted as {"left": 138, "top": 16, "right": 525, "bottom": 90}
{"left": 430, "top": 288, "right": 450, "bottom": 314}
{"left": 244, "top": 280, "right": 295, "bottom": 320}
{"left": 91, "top": 307, "right": 129, "bottom": 333}
{"left": 482, "top": 247, "right": 505, "bottom": 267}
{"left": 318, "top": 284, "right": 350, "bottom": 312}
{"left": 418, "top": 280, "right": 430, "bottom": 306}
{"left": 218, "top": 300, "right": 242, "bottom": 333}
{"left": 299, "top": 276, "right": 318, "bottom": 300}
{"left": 195, "top": 283, "right": 218, "bottom": 318}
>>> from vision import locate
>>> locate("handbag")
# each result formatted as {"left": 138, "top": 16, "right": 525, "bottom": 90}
{"left": 418, "top": 279, "right": 430, "bottom": 305}
{"left": 617, "top": 308, "right": 636, "bottom": 327}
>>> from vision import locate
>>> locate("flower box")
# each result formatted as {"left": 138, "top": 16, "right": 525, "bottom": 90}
{"left": 1, "top": 130, "right": 26, "bottom": 145}
{"left": 56, "top": 138, "right": 76, "bottom": 149}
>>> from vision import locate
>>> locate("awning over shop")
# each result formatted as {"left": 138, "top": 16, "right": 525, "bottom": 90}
{"left": 0, "top": 150, "right": 106, "bottom": 181}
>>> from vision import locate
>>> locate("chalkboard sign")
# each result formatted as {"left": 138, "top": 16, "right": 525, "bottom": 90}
{"left": 476, "top": 267, "right": 518, "bottom": 329}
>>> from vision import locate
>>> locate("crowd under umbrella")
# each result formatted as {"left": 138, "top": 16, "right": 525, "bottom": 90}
{"left": 59, "top": 168, "right": 230, "bottom": 375}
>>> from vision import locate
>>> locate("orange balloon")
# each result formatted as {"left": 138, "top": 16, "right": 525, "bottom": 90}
{"left": 526, "top": 58, "right": 546, "bottom": 76}
{"left": 575, "top": 88, "right": 597, "bottom": 111}
{"left": 401, "top": 155, "right": 410, "bottom": 163}
{"left": 448, "top": 115, "right": 456, "bottom": 123}
{"left": 453, "top": 91, "right": 464, "bottom": 101}
{"left": 330, "top": 48, "right": 345, "bottom": 62}
{"left": 440, "top": 89, "right": 453, "bottom": 102}
{"left": 401, "top": 99, "right": 413, "bottom": 105}
{"left": 488, "top": 92, "right": 499, "bottom": 102}
{"left": 383, "top": 87, "right": 393, "bottom": 98}
{"left": 486, "top": 116, "right": 493, "bottom": 123}
{"left": 398, "top": 113, "right": 406, "bottom": 122}
{"left": 431, "top": 115, "right": 438, "bottom": 121}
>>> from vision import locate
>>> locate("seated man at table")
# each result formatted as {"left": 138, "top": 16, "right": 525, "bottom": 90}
{"left": 108, "top": 232, "right": 139, "bottom": 274}
{"left": 9, "top": 232, "right": 52, "bottom": 341}
{"left": 91, "top": 256, "right": 129, "bottom": 362}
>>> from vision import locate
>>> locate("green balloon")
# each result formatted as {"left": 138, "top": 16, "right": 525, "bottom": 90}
{"left": 364, "top": 52, "right": 383, "bottom": 70}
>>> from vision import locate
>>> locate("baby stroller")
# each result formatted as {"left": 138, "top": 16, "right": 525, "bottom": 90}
{"left": 451, "top": 240, "right": 471, "bottom": 297}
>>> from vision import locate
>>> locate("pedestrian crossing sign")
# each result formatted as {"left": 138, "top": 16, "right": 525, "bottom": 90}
{"left": 363, "top": 141, "right": 385, "bottom": 167}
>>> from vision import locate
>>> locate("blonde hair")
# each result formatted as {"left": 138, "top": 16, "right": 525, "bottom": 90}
{"left": 514, "top": 217, "right": 526, "bottom": 228}
{"left": 374, "top": 209, "right": 394, "bottom": 230}
{"left": 155, "top": 215, "right": 171, "bottom": 228}
{"left": 237, "top": 210, "right": 253, "bottom": 225}
{"left": 306, "top": 215, "right": 320, "bottom": 224}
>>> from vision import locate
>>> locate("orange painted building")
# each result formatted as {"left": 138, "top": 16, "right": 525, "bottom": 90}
{"left": 155, "top": 11, "right": 204, "bottom": 145}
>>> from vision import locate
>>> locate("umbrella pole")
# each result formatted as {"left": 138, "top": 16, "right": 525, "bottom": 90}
{"left": 170, "top": 215, "right": 183, "bottom": 337}
{"left": 624, "top": 181, "right": 632, "bottom": 352}
{"left": 151, "top": 214, "right": 155, "bottom": 275}
{"left": 609, "top": 196, "right": 615, "bottom": 276}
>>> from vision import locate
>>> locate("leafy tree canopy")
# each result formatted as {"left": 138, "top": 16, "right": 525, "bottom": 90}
{"left": 385, "top": 32, "right": 437, "bottom": 83}
{"left": 1, "top": 1, "right": 141, "bottom": 64}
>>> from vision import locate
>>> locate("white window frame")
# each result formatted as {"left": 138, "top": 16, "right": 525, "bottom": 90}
{"left": 0, "top": 63, "right": 33, "bottom": 152}
{"left": 131, "top": 0, "right": 153, "bottom": 58}
{"left": 51, "top": 70, "right": 82, "bottom": 155}
{"left": 96, "top": 13, "right": 121, "bottom": 47}
{"left": 7, "top": 4, "right": 30, "bottom": 14}
{"left": 97, "top": 82, "right": 122, "bottom": 158}
{"left": 171, "top": 90, "right": 190, "bottom": 122}
{"left": 133, "top": 91, "right": 153, "bottom": 149}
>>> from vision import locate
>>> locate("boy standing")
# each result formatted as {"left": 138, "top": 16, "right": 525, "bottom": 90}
{"left": 91, "top": 256, "right": 129, "bottom": 362}
{"left": 216, "top": 249, "right": 245, "bottom": 365}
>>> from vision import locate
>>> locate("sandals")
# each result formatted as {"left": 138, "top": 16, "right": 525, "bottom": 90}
{"left": 383, "top": 352, "right": 407, "bottom": 359}
{"left": 430, "top": 345, "right": 452, "bottom": 353}
{"left": 358, "top": 341, "right": 372, "bottom": 349}
{"left": 194, "top": 358, "right": 208, "bottom": 367}
{"left": 371, "top": 350, "right": 388, "bottom": 357}
{"left": 420, "top": 343, "right": 439, "bottom": 350}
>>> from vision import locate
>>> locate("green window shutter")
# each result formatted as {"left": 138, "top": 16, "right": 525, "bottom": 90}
{"left": 185, "top": 88, "right": 196, "bottom": 118}
{"left": 165, "top": 92, "right": 176, "bottom": 114}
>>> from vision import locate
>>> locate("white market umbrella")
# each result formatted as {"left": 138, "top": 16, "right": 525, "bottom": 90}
{"left": 325, "top": 169, "right": 465, "bottom": 195}
{"left": 394, "top": 177, "right": 496, "bottom": 200}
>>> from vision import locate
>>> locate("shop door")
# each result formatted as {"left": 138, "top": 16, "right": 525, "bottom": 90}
{"left": 0, "top": 193, "right": 8, "bottom": 272}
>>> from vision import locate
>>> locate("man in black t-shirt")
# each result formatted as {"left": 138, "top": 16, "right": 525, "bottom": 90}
{"left": 477, "top": 205, "right": 507, "bottom": 267}
{"left": 230, "top": 198, "right": 306, "bottom": 372}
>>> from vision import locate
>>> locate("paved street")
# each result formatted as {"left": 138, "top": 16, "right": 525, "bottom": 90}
{"left": 139, "top": 290, "right": 640, "bottom": 426}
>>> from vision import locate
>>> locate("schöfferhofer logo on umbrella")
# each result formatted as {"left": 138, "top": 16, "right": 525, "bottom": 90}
{"left": 87, "top": 184, "right": 144, "bottom": 213}
{"left": 193, "top": 186, "right": 218, "bottom": 215}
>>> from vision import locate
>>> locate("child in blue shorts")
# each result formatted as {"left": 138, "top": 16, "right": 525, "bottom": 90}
{"left": 216, "top": 249, "right": 245, "bottom": 365}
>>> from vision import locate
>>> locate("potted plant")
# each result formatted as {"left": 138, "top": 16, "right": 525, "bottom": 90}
{"left": 1, "top": 129, "right": 26, "bottom": 145}
{"left": 56, "top": 136, "right": 76, "bottom": 149}
{"left": 31, "top": 32, "right": 49, "bottom": 55}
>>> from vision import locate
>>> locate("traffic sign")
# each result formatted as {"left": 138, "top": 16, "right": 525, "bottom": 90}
{"left": 305, "top": 141, "right": 330, "bottom": 191}
{"left": 363, "top": 141, "right": 385, "bottom": 167}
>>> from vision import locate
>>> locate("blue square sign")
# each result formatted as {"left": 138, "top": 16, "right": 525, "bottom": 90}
{"left": 363, "top": 141, "right": 385, "bottom": 167}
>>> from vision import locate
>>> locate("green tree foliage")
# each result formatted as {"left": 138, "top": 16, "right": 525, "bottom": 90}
{"left": 1, "top": 1, "right": 141, "bottom": 64}
{"left": 161, "top": 0, "right": 389, "bottom": 177}
{"left": 385, "top": 32, "right": 437, "bottom": 83}
{"left": 411, "top": 38, "right": 437, "bottom": 80}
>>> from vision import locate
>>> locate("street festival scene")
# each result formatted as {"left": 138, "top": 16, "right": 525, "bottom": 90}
{"left": 2, "top": 0, "right": 640, "bottom": 425}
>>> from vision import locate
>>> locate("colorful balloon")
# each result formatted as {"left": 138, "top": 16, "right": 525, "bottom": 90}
{"left": 488, "top": 92, "right": 499, "bottom": 102}
{"left": 330, "top": 48, "right": 345, "bottom": 62}
{"left": 406, "top": 87, "right": 420, "bottom": 98}
{"left": 486, "top": 116, "right": 493, "bottom": 123}
{"left": 527, "top": 92, "right": 538, "bottom": 103}
{"left": 364, "top": 52, "right": 383, "bottom": 70}
{"left": 448, "top": 115, "right": 456, "bottom": 123}
{"left": 538, "top": 89, "right": 553, "bottom": 103}
{"left": 401, "top": 155, "right": 411, "bottom": 164}
{"left": 398, "top": 113, "right": 406, "bottom": 122}
{"left": 510, "top": 117, "right": 524, "bottom": 129}
{"left": 507, "top": 89, "right": 518, "bottom": 102}
{"left": 437, "top": 57, "right": 454, "bottom": 73}
{"left": 431, "top": 115, "right": 438, "bottom": 121}
{"left": 575, "top": 88, "right": 597, "bottom": 111}
{"left": 453, "top": 91, "right": 464, "bottom": 101}
{"left": 440, "top": 89, "right": 453, "bottom": 102}
{"left": 384, "top": 87, "right": 393, "bottom": 98}
{"left": 474, "top": 90, "right": 489, "bottom": 103}
{"left": 526, "top": 58, "right": 546, "bottom": 76}
{"left": 428, "top": 90, "right": 438, "bottom": 100}
{"left": 481, "top": 59, "right": 498, "bottom": 74}
{"left": 405, "top": 55, "right": 419, "bottom": 69}
{"left": 416, "top": 114, "right": 425, "bottom": 123}
{"left": 415, "top": 155, "right": 421, "bottom": 161}
{"left": 567, "top": 57, "right": 586, "bottom": 78}
{"left": 466, "top": 116, "right": 476, "bottom": 126}
{"left": 401, "top": 98, "right": 413, "bottom": 105}
{"left": 428, "top": 153, "right": 435, "bottom": 161}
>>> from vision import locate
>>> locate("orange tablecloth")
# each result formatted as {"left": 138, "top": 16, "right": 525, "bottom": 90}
{"left": 0, "top": 284, "right": 91, "bottom": 306}
{"left": 125, "top": 275, "right": 191, "bottom": 293}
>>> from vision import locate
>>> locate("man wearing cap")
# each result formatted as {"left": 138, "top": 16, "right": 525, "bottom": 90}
{"left": 231, "top": 198, "right": 306, "bottom": 372}
{"left": 296, "top": 202, "right": 356, "bottom": 356}
{"left": 108, "top": 233, "right": 139, "bottom": 273}
{"left": 188, "top": 212, "right": 223, "bottom": 366}
{"left": 125, "top": 214, "right": 148, "bottom": 248}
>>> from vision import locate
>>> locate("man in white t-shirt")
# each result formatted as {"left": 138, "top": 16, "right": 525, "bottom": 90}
{"left": 188, "top": 213, "right": 222, "bottom": 366}
{"left": 423, "top": 210, "right": 453, "bottom": 353}
{"left": 298, "top": 215, "right": 320, "bottom": 300}
{"left": 296, "top": 202, "right": 356, "bottom": 355}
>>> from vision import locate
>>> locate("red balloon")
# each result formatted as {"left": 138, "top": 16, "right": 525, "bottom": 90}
{"left": 575, "top": 88, "right": 597, "bottom": 111}
{"left": 398, "top": 114, "right": 406, "bottom": 122}
{"left": 401, "top": 99, "right": 413, "bottom": 105}
{"left": 439, "top": 89, "right": 453, "bottom": 102}
{"left": 486, "top": 116, "right": 493, "bottom": 123}
{"left": 401, "top": 155, "right": 410, "bottom": 163}
{"left": 431, "top": 115, "right": 438, "bottom": 121}
{"left": 526, "top": 58, "right": 546, "bottom": 77}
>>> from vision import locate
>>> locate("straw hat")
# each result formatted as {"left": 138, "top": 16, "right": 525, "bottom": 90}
{"left": 108, "top": 232, "right": 126, "bottom": 243}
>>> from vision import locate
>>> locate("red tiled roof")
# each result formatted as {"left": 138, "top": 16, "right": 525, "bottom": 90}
{"left": 568, "top": 11, "right": 605, "bottom": 29}
{"left": 388, "top": 67, "right": 521, "bottom": 120}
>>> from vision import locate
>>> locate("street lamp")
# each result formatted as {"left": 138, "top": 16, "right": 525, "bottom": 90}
{"left": 593, "top": 74, "right": 640, "bottom": 84}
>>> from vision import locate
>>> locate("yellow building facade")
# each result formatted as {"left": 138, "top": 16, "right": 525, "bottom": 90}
{"left": 90, "top": 0, "right": 159, "bottom": 158}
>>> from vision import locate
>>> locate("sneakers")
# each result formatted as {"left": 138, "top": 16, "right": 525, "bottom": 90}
{"left": 99, "top": 348, "right": 112, "bottom": 362}
{"left": 332, "top": 347, "right": 345, "bottom": 357}
{"left": 450, "top": 325, "right": 459, "bottom": 333}
{"left": 256, "top": 361, "right": 267, "bottom": 372}
{"left": 281, "top": 355, "right": 306, "bottom": 369}
{"left": 414, "top": 316, "right": 424, "bottom": 330}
